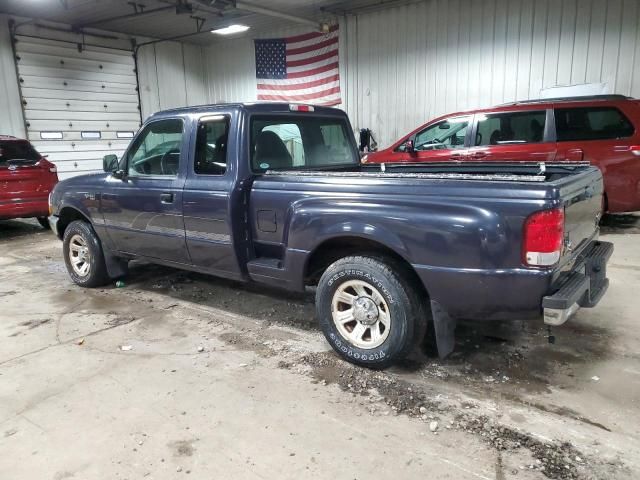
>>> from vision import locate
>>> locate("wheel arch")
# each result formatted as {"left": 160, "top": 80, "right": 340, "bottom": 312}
{"left": 56, "top": 206, "right": 91, "bottom": 240}
{"left": 303, "top": 235, "right": 428, "bottom": 299}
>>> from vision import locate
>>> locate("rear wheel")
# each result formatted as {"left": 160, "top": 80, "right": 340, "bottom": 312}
{"left": 62, "top": 220, "right": 110, "bottom": 287}
{"left": 37, "top": 217, "right": 50, "bottom": 229}
{"left": 316, "top": 255, "right": 423, "bottom": 369}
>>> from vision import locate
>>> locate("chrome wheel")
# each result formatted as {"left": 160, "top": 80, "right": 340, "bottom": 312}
{"left": 68, "top": 234, "right": 91, "bottom": 277}
{"left": 331, "top": 279, "right": 391, "bottom": 349}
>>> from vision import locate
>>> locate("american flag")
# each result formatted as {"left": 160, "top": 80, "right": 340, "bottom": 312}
{"left": 254, "top": 25, "right": 341, "bottom": 106}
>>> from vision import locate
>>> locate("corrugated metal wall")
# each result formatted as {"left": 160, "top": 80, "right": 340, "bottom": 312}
{"left": 138, "top": 41, "right": 208, "bottom": 120}
{"left": 204, "top": 0, "right": 640, "bottom": 148}
{"left": 344, "top": 0, "right": 640, "bottom": 146}
{"left": 0, "top": 16, "right": 25, "bottom": 137}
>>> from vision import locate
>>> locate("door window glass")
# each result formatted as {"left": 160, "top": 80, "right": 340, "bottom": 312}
{"left": 554, "top": 107, "right": 634, "bottom": 141}
{"left": 194, "top": 116, "right": 230, "bottom": 175}
{"left": 475, "top": 111, "right": 546, "bottom": 146}
{"left": 400, "top": 116, "right": 470, "bottom": 152}
{"left": 127, "top": 119, "right": 183, "bottom": 176}
{"left": 251, "top": 116, "right": 356, "bottom": 171}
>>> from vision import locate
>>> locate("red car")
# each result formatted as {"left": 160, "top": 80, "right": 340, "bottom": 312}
{"left": 364, "top": 95, "right": 640, "bottom": 213}
{"left": 0, "top": 135, "right": 58, "bottom": 228}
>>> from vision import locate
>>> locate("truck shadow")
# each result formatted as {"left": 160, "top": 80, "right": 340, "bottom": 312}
{"left": 127, "top": 260, "right": 614, "bottom": 399}
{"left": 600, "top": 213, "right": 640, "bottom": 234}
{"left": 0, "top": 219, "right": 48, "bottom": 241}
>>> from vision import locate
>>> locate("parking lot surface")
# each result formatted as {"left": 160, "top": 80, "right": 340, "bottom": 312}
{"left": 1, "top": 216, "right": 639, "bottom": 480}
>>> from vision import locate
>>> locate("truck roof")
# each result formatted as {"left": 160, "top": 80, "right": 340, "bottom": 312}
{"left": 149, "top": 102, "right": 346, "bottom": 120}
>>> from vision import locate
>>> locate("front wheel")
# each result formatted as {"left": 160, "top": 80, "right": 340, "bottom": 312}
{"left": 316, "top": 256, "right": 423, "bottom": 369}
{"left": 62, "top": 220, "right": 110, "bottom": 287}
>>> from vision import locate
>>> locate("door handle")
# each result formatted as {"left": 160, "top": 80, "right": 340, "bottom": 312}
{"left": 160, "top": 192, "right": 174, "bottom": 204}
{"left": 471, "top": 151, "right": 488, "bottom": 159}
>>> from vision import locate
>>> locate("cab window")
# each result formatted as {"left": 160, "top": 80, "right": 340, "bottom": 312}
{"left": 475, "top": 111, "right": 546, "bottom": 146}
{"left": 251, "top": 116, "right": 356, "bottom": 172}
{"left": 127, "top": 119, "right": 183, "bottom": 177}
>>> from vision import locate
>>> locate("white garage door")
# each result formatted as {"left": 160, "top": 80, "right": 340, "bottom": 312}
{"left": 13, "top": 35, "right": 142, "bottom": 180}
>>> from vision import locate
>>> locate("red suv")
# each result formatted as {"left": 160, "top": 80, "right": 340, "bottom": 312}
{"left": 364, "top": 95, "right": 640, "bottom": 212}
{"left": 0, "top": 136, "right": 59, "bottom": 228}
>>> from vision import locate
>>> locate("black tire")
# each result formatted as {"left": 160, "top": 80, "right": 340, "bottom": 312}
{"left": 62, "top": 220, "right": 110, "bottom": 288}
{"left": 37, "top": 217, "right": 50, "bottom": 229}
{"left": 316, "top": 255, "right": 424, "bottom": 369}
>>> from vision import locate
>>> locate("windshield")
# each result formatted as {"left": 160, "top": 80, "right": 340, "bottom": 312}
{"left": 250, "top": 115, "right": 357, "bottom": 172}
{"left": 0, "top": 141, "right": 41, "bottom": 165}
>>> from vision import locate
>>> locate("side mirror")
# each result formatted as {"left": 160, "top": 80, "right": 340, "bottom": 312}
{"left": 103, "top": 154, "right": 118, "bottom": 172}
{"left": 404, "top": 139, "right": 415, "bottom": 153}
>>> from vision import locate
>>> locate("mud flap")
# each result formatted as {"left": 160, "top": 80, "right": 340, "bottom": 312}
{"left": 103, "top": 246, "right": 128, "bottom": 279}
{"left": 430, "top": 300, "right": 456, "bottom": 359}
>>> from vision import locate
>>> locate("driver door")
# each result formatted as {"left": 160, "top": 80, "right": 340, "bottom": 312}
{"left": 101, "top": 117, "right": 190, "bottom": 264}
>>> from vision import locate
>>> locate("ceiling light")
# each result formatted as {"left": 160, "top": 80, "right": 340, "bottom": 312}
{"left": 211, "top": 24, "right": 250, "bottom": 35}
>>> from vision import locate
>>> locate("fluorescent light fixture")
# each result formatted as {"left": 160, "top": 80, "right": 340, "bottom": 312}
{"left": 211, "top": 24, "right": 250, "bottom": 35}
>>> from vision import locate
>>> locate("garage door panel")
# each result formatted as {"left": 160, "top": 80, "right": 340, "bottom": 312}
{"left": 28, "top": 119, "right": 140, "bottom": 131}
{"left": 22, "top": 87, "right": 138, "bottom": 103}
{"left": 15, "top": 35, "right": 133, "bottom": 58}
{"left": 18, "top": 65, "right": 136, "bottom": 85}
{"left": 21, "top": 75, "right": 137, "bottom": 95}
{"left": 31, "top": 141, "right": 132, "bottom": 153}
{"left": 15, "top": 35, "right": 141, "bottom": 179}
{"left": 28, "top": 131, "right": 137, "bottom": 142}
{"left": 46, "top": 149, "right": 129, "bottom": 162}
{"left": 19, "top": 52, "right": 135, "bottom": 76}
{"left": 25, "top": 109, "right": 141, "bottom": 122}
{"left": 15, "top": 41, "right": 134, "bottom": 66}
{"left": 24, "top": 98, "right": 140, "bottom": 113}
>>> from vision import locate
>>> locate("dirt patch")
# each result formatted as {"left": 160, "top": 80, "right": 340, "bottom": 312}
{"left": 10, "top": 318, "right": 52, "bottom": 335}
{"left": 219, "top": 331, "right": 275, "bottom": 357}
{"left": 105, "top": 315, "right": 136, "bottom": 328}
{"left": 281, "top": 350, "right": 623, "bottom": 480}
{"left": 169, "top": 440, "right": 195, "bottom": 457}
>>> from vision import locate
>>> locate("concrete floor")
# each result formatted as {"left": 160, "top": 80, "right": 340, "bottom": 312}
{"left": 1, "top": 216, "right": 639, "bottom": 480}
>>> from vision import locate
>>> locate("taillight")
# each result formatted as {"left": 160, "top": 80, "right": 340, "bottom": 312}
{"left": 49, "top": 166, "right": 57, "bottom": 173}
{"left": 523, "top": 208, "right": 565, "bottom": 267}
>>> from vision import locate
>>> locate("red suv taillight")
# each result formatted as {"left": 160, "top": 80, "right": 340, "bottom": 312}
{"left": 522, "top": 208, "right": 564, "bottom": 267}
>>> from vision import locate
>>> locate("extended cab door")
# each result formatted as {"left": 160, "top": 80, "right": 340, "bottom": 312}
{"left": 466, "top": 109, "right": 556, "bottom": 162}
{"left": 182, "top": 114, "right": 243, "bottom": 279}
{"left": 101, "top": 118, "right": 189, "bottom": 264}
{"left": 393, "top": 115, "right": 472, "bottom": 162}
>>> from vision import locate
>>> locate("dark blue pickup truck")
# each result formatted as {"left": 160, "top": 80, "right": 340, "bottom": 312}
{"left": 48, "top": 103, "right": 612, "bottom": 368}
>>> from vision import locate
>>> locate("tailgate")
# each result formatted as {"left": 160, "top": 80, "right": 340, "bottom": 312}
{"left": 0, "top": 163, "right": 53, "bottom": 202}
{"left": 559, "top": 169, "right": 603, "bottom": 264}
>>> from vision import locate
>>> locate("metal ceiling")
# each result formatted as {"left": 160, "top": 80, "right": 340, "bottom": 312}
{"left": 0, "top": 0, "right": 403, "bottom": 45}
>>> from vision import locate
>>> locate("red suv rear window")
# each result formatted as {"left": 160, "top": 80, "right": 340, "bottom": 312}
{"left": 0, "top": 141, "right": 41, "bottom": 165}
{"left": 554, "top": 107, "right": 634, "bottom": 141}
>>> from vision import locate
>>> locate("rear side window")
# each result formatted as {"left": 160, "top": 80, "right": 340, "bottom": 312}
{"left": 0, "top": 141, "right": 41, "bottom": 164}
{"left": 194, "top": 116, "right": 230, "bottom": 175}
{"left": 475, "top": 111, "right": 546, "bottom": 146}
{"left": 554, "top": 107, "right": 634, "bottom": 141}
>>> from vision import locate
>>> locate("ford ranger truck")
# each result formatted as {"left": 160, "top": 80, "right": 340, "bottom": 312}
{"left": 47, "top": 103, "right": 613, "bottom": 369}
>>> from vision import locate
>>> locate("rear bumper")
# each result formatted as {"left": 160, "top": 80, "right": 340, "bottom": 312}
{"left": 0, "top": 198, "right": 49, "bottom": 220}
{"left": 542, "top": 241, "right": 613, "bottom": 326}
